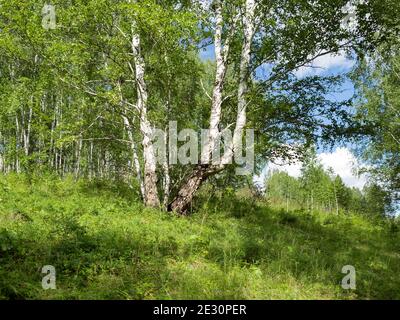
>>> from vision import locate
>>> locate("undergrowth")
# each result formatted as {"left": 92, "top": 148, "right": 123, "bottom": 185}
{"left": 0, "top": 174, "right": 399, "bottom": 300}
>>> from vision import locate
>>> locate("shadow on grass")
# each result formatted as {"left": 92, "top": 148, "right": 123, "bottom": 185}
{"left": 1, "top": 180, "right": 399, "bottom": 300}
{"left": 202, "top": 195, "right": 400, "bottom": 299}
{"left": 0, "top": 216, "right": 176, "bottom": 300}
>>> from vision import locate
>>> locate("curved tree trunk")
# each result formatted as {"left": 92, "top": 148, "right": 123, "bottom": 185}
{"left": 168, "top": 164, "right": 222, "bottom": 214}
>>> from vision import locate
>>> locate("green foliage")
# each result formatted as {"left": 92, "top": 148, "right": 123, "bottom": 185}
{"left": 265, "top": 147, "right": 391, "bottom": 217}
{"left": 0, "top": 175, "right": 399, "bottom": 299}
{"left": 0, "top": 0, "right": 382, "bottom": 192}
{"left": 352, "top": 45, "right": 400, "bottom": 200}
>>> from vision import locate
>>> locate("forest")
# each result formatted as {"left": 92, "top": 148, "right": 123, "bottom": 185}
{"left": 0, "top": 0, "right": 399, "bottom": 300}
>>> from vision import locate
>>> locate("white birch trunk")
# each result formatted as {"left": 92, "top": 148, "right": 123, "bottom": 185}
{"left": 89, "top": 140, "right": 94, "bottom": 180}
{"left": 24, "top": 105, "right": 33, "bottom": 156}
{"left": 15, "top": 116, "right": 20, "bottom": 173}
{"left": 131, "top": 23, "right": 160, "bottom": 208}
{"left": 122, "top": 113, "right": 145, "bottom": 199}
{"left": 75, "top": 134, "right": 83, "bottom": 179}
{"left": 201, "top": 0, "right": 228, "bottom": 164}
{"left": 222, "top": 0, "right": 256, "bottom": 164}
{"left": 162, "top": 129, "right": 170, "bottom": 208}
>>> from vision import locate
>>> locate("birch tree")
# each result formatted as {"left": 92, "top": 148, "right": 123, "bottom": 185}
{"left": 169, "top": 0, "right": 358, "bottom": 213}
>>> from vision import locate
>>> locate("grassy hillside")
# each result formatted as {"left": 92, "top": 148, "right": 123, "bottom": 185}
{"left": 0, "top": 174, "right": 399, "bottom": 300}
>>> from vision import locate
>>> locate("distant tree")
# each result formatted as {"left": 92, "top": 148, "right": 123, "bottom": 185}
{"left": 363, "top": 183, "right": 393, "bottom": 217}
{"left": 265, "top": 170, "right": 302, "bottom": 211}
{"left": 352, "top": 46, "right": 400, "bottom": 200}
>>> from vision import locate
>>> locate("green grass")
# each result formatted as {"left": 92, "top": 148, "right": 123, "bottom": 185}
{"left": 0, "top": 174, "right": 399, "bottom": 300}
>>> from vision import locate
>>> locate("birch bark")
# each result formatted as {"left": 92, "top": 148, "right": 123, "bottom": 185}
{"left": 122, "top": 112, "right": 145, "bottom": 200}
{"left": 131, "top": 23, "right": 160, "bottom": 208}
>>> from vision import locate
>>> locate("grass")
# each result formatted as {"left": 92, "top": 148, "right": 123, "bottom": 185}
{"left": 0, "top": 173, "right": 399, "bottom": 300}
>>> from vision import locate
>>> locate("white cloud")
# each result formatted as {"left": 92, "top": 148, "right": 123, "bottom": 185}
{"left": 318, "top": 147, "right": 367, "bottom": 190}
{"left": 294, "top": 52, "right": 354, "bottom": 78}
{"left": 261, "top": 147, "right": 367, "bottom": 190}
{"left": 269, "top": 159, "right": 302, "bottom": 178}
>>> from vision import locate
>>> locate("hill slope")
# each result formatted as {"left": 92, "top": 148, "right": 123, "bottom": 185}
{"left": 0, "top": 175, "right": 399, "bottom": 299}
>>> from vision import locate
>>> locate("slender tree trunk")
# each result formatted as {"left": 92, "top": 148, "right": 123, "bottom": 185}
{"left": 0, "top": 133, "right": 3, "bottom": 173}
{"left": 15, "top": 116, "right": 20, "bottom": 173}
{"left": 122, "top": 113, "right": 145, "bottom": 199}
{"left": 222, "top": 0, "right": 256, "bottom": 164}
{"left": 24, "top": 105, "right": 33, "bottom": 157}
{"left": 58, "top": 98, "right": 63, "bottom": 175}
{"left": 163, "top": 89, "right": 172, "bottom": 209}
{"left": 202, "top": 0, "right": 227, "bottom": 164}
{"left": 50, "top": 99, "right": 57, "bottom": 168}
{"left": 131, "top": 23, "right": 160, "bottom": 208}
{"left": 162, "top": 129, "right": 170, "bottom": 208}
{"left": 75, "top": 134, "right": 83, "bottom": 179}
{"left": 333, "top": 183, "right": 339, "bottom": 215}
{"left": 89, "top": 140, "right": 94, "bottom": 180}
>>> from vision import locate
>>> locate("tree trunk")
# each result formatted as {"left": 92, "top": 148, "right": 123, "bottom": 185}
{"left": 131, "top": 22, "right": 160, "bottom": 208}
{"left": 89, "top": 140, "right": 94, "bottom": 180}
{"left": 15, "top": 116, "right": 20, "bottom": 173}
{"left": 200, "top": 0, "right": 227, "bottom": 165}
{"left": 122, "top": 113, "right": 145, "bottom": 199}
{"left": 74, "top": 134, "right": 83, "bottom": 179}
{"left": 24, "top": 105, "right": 33, "bottom": 157}
{"left": 168, "top": 164, "right": 221, "bottom": 214}
{"left": 162, "top": 129, "right": 170, "bottom": 208}
{"left": 221, "top": 0, "right": 256, "bottom": 164}
{"left": 334, "top": 184, "right": 339, "bottom": 215}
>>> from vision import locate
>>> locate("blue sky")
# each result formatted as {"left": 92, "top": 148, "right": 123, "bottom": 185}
{"left": 199, "top": 45, "right": 368, "bottom": 190}
{"left": 260, "top": 52, "right": 364, "bottom": 189}
{"left": 200, "top": 45, "right": 356, "bottom": 103}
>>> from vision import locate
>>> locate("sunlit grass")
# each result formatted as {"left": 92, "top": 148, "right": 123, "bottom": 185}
{"left": 0, "top": 174, "right": 399, "bottom": 299}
